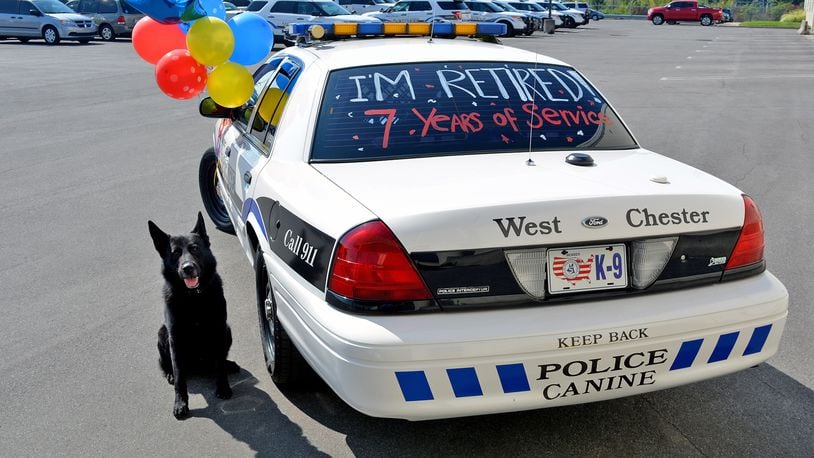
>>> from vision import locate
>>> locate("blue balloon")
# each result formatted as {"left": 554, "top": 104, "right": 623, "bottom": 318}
{"left": 228, "top": 13, "right": 275, "bottom": 66}
{"left": 127, "top": 0, "right": 191, "bottom": 24}
{"left": 177, "top": 0, "right": 225, "bottom": 33}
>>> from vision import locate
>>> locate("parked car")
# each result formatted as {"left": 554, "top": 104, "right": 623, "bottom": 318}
{"left": 364, "top": 0, "right": 471, "bottom": 22}
{"left": 0, "top": 0, "right": 97, "bottom": 44}
{"left": 647, "top": 1, "right": 722, "bottom": 26}
{"left": 224, "top": 1, "right": 243, "bottom": 19}
{"left": 65, "top": 0, "right": 142, "bottom": 40}
{"left": 244, "top": 0, "right": 380, "bottom": 44}
{"left": 196, "top": 25, "right": 788, "bottom": 421}
{"left": 334, "top": 0, "right": 394, "bottom": 14}
{"left": 496, "top": 0, "right": 562, "bottom": 28}
{"left": 531, "top": 0, "right": 584, "bottom": 27}
{"left": 721, "top": 6, "right": 732, "bottom": 22}
{"left": 464, "top": 0, "right": 529, "bottom": 36}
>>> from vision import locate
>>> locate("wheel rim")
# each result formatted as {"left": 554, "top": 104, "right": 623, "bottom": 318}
{"left": 101, "top": 26, "right": 113, "bottom": 40}
{"left": 702, "top": 16, "right": 711, "bottom": 25}
{"left": 262, "top": 276, "right": 276, "bottom": 367}
{"left": 204, "top": 160, "right": 231, "bottom": 227}
{"left": 44, "top": 29, "right": 56, "bottom": 42}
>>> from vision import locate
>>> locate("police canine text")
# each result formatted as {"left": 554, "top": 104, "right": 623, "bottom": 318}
{"left": 148, "top": 212, "right": 238, "bottom": 419}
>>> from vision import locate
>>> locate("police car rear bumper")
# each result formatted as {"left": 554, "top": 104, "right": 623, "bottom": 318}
{"left": 268, "top": 255, "right": 788, "bottom": 420}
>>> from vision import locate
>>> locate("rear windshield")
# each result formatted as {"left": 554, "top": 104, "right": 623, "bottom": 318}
{"left": 311, "top": 62, "right": 637, "bottom": 162}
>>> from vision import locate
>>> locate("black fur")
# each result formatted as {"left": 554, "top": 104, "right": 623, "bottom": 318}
{"left": 148, "top": 212, "right": 238, "bottom": 419}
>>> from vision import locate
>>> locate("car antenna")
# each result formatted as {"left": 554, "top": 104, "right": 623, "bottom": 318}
{"left": 526, "top": 51, "right": 540, "bottom": 167}
{"left": 428, "top": 20, "right": 435, "bottom": 43}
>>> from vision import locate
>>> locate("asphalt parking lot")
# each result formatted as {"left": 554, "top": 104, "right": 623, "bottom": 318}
{"left": 1, "top": 20, "right": 813, "bottom": 456}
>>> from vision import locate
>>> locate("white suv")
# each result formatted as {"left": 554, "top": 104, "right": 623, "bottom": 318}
{"left": 334, "top": 0, "right": 393, "bottom": 14}
{"left": 464, "top": 0, "right": 529, "bottom": 36}
{"left": 245, "top": 0, "right": 380, "bottom": 43}
{"left": 364, "top": 0, "right": 471, "bottom": 22}
{"left": 531, "top": 0, "right": 584, "bottom": 27}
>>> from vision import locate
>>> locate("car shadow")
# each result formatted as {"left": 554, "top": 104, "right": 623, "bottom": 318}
{"left": 274, "top": 364, "right": 814, "bottom": 455}
{"left": 186, "top": 368, "right": 326, "bottom": 456}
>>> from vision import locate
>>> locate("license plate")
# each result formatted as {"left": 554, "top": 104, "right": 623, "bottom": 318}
{"left": 547, "top": 244, "right": 627, "bottom": 294}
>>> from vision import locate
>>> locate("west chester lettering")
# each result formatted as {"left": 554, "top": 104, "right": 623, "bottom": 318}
{"left": 283, "top": 229, "right": 319, "bottom": 267}
{"left": 537, "top": 349, "right": 668, "bottom": 400}
{"left": 626, "top": 207, "right": 710, "bottom": 228}
{"left": 494, "top": 216, "right": 563, "bottom": 238}
{"left": 347, "top": 66, "right": 597, "bottom": 103}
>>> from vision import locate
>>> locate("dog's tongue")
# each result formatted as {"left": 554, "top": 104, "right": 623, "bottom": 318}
{"left": 184, "top": 277, "right": 199, "bottom": 289}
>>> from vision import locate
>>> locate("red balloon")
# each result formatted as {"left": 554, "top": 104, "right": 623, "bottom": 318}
{"left": 155, "top": 50, "right": 207, "bottom": 100}
{"left": 132, "top": 17, "right": 187, "bottom": 65}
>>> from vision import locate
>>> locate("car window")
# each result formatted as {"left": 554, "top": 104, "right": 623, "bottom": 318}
{"left": 19, "top": 0, "right": 36, "bottom": 13}
{"left": 390, "top": 1, "right": 408, "bottom": 11}
{"left": 270, "top": 1, "right": 296, "bottom": 12}
{"left": 0, "top": 0, "right": 16, "bottom": 14}
{"left": 437, "top": 1, "right": 466, "bottom": 10}
{"left": 31, "top": 0, "right": 74, "bottom": 12}
{"left": 249, "top": 60, "right": 300, "bottom": 149}
{"left": 98, "top": 0, "right": 117, "bottom": 13}
{"left": 314, "top": 1, "right": 350, "bottom": 15}
{"left": 311, "top": 61, "right": 637, "bottom": 162}
{"left": 338, "top": 0, "right": 351, "bottom": 4}
{"left": 408, "top": 1, "right": 430, "bottom": 11}
{"left": 77, "top": 0, "right": 96, "bottom": 12}
{"left": 233, "top": 57, "right": 284, "bottom": 130}
{"left": 121, "top": 0, "right": 139, "bottom": 13}
{"left": 246, "top": 0, "right": 267, "bottom": 11}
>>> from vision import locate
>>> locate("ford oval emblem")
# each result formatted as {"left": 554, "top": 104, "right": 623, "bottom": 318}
{"left": 582, "top": 216, "right": 608, "bottom": 228}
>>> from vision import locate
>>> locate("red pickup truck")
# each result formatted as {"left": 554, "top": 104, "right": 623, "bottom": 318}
{"left": 647, "top": 1, "right": 723, "bottom": 26}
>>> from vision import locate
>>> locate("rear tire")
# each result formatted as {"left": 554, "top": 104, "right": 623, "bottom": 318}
{"left": 99, "top": 24, "right": 115, "bottom": 41}
{"left": 499, "top": 21, "right": 516, "bottom": 37}
{"left": 700, "top": 14, "right": 712, "bottom": 26}
{"left": 563, "top": 16, "right": 576, "bottom": 28}
{"left": 651, "top": 14, "right": 664, "bottom": 25}
{"left": 198, "top": 147, "right": 236, "bottom": 235}
{"left": 42, "top": 26, "right": 59, "bottom": 45}
{"left": 255, "top": 250, "right": 314, "bottom": 386}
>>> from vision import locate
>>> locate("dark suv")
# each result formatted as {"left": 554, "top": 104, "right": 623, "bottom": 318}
{"left": 66, "top": 0, "right": 142, "bottom": 40}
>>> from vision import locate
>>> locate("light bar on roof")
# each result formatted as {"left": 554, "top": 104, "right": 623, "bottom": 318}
{"left": 287, "top": 22, "right": 507, "bottom": 39}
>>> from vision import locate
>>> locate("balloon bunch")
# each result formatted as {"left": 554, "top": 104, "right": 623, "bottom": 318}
{"left": 130, "top": 0, "right": 274, "bottom": 108}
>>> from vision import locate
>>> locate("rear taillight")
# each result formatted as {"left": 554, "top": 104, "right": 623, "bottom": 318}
{"left": 725, "top": 195, "right": 764, "bottom": 270}
{"left": 329, "top": 221, "right": 432, "bottom": 302}
{"left": 117, "top": 15, "right": 125, "bottom": 24}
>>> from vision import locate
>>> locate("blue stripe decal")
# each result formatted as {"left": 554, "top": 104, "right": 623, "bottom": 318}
{"left": 743, "top": 324, "right": 772, "bottom": 356}
{"left": 395, "top": 371, "right": 434, "bottom": 402}
{"left": 242, "top": 198, "right": 268, "bottom": 240}
{"left": 670, "top": 339, "right": 704, "bottom": 371}
{"left": 708, "top": 331, "right": 739, "bottom": 363}
{"left": 496, "top": 363, "right": 531, "bottom": 393}
{"left": 447, "top": 367, "right": 483, "bottom": 398}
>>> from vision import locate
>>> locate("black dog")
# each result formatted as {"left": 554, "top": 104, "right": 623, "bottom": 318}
{"left": 148, "top": 212, "right": 237, "bottom": 419}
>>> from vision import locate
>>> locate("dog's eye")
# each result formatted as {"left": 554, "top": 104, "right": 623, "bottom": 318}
{"left": 172, "top": 248, "right": 182, "bottom": 257}
{"left": 189, "top": 244, "right": 198, "bottom": 253}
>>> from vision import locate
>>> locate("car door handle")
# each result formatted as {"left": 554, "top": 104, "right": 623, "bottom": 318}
{"left": 243, "top": 171, "right": 252, "bottom": 184}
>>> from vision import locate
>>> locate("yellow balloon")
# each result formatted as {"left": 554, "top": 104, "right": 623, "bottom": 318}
{"left": 257, "top": 86, "right": 290, "bottom": 126}
{"left": 207, "top": 63, "right": 253, "bottom": 108}
{"left": 187, "top": 17, "right": 234, "bottom": 67}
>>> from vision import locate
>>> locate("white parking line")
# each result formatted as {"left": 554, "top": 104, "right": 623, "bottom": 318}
{"left": 660, "top": 74, "right": 814, "bottom": 81}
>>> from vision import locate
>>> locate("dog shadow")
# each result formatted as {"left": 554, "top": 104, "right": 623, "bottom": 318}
{"left": 185, "top": 369, "right": 327, "bottom": 456}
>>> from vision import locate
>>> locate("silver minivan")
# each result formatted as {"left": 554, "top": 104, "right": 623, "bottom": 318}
{"left": 66, "top": 0, "right": 143, "bottom": 41}
{"left": 0, "top": 0, "right": 96, "bottom": 44}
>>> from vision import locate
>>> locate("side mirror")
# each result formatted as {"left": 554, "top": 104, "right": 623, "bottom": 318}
{"left": 199, "top": 97, "right": 234, "bottom": 118}
{"left": 29, "top": 9, "right": 43, "bottom": 16}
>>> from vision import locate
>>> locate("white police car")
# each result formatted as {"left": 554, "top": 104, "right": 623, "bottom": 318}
{"left": 197, "top": 23, "right": 788, "bottom": 420}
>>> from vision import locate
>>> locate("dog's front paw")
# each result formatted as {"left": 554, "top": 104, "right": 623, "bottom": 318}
{"left": 215, "top": 384, "right": 233, "bottom": 400}
{"left": 173, "top": 399, "right": 189, "bottom": 419}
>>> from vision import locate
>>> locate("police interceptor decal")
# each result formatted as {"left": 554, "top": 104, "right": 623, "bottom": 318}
{"left": 394, "top": 324, "right": 773, "bottom": 402}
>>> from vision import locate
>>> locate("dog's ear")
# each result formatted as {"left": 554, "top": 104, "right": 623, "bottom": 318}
{"left": 148, "top": 220, "right": 170, "bottom": 256}
{"left": 192, "top": 212, "right": 210, "bottom": 247}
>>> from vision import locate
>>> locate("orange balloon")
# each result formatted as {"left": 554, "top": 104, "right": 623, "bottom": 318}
{"left": 132, "top": 17, "right": 187, "bottom": 65}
